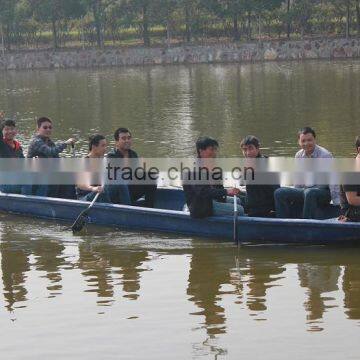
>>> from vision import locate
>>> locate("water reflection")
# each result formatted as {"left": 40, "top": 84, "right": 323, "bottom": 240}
{"left": 78, "top": 242, "right": 150, "bottom": 304}
{"left": 32, "top": 239, "right": 67, "bottom": 298}
{"left": 186, "top": 248, "right": 286, "bottom": 337}
{"left": 239, "top": 257, "right": 286, "bottom": 314}
{"left": 298, "top": 263, "right": 340, "bottom": 330}
{"left": 78, "top": 242, "right": 115, "bottom": 304}
{"left": 1, "top": 223, "right": 360, "bottom": 338}
{"left": 0, "top": 222, "right": 73, "bottom": 312}
{"left": 187, "top": 248, "right": 232, "bottom": 336}
{"left": 1, "top": 238, "right": 29, "bottom": 312}
{"left": 343, "top": 264, "right": 360, "bottom": 320}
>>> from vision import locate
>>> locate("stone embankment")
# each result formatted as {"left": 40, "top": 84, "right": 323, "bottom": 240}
{"left": 0, "top": 38, "right": 358, "bottom": 71}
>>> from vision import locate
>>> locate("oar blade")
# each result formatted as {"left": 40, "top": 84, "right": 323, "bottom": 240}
{"left": 233, "top": 210, "right": 238, "bottom": 243}
{"left": 71, "top": 212, "right": 88, "bottom": 233}
{"left": 71, "top": 193, "right": 100, "bottom": 233}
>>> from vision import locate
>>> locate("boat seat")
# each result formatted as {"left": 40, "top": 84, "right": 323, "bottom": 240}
{"left": 289, "top": 203, "right": 341, "bottom": 220}
{"left": 154, "top": 188, "right": 186, "bottom": 211}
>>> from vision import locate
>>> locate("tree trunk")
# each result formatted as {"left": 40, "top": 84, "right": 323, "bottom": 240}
{"left": 81, "top": 17, "right": 86, "bottom": 49}
{"left": 51, "top": 18, "right": 58, "bottom": 49}
{"left": 1, "top": 24, "right": 5, "bottom": 54}
{"left": 142, "top": 3, "right": 150, "bottom": 47}
{"left": 166, "top": 18, "right": 171, "bottom": 47}
{"left": 247, "top": 12, "right": 252, "bottom": 40}
{"left": 346, "top": 1, "right": 351, "bottom": 38}
{"left": 6, "top": 25, "right": 11, "bottom": 51}
{"left": 233, "top": 14, "right": 240, "bottom": 41}
{"left": 93, "top": 1, "right": 103, "bottom": 48}
{"left": 356, "top": 0, "right": 360, "bottom": 36}
{"left": 258, "top": 14, "right": 261, "bottom": 42}
{"left": 287, "top": 0, "right": 291, "bottom": 39}
{"left": 185, "top": 0, "right": 191, "bottom": 43}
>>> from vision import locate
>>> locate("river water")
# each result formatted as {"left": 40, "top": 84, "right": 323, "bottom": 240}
{"left": 0, "top": 61, "right": 360, "bottom": 359}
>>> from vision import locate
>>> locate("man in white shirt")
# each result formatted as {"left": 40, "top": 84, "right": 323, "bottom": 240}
{"left": 275, "top": 127, "right": 340, "bottom": 219}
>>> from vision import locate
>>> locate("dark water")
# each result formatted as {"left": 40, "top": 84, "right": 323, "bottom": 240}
{"left": 1, "top": 61, "right": 360, "bottom": 157}
{"left": 1, "top": 61, "right": 360, "bottom": 359}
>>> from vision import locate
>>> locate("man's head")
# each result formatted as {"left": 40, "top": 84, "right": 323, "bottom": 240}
{"left": 37, "top": 117, "right": 53, "bottom": 138}
{"left": 1, "top": 119, "right": 17, "bottom": 141}
{"left": 356, "top": 136, "right": 360, "bottom": 154}
{"left": 196, "top": 137, "right": 219, "bottom": 158}
{"left": 89, "top": 134, "right": 107, "bottom": 157}
{"left": 114, "top": 128, "right": 132, "bottom": 152}
{"left": 298, "top": 127, "right": 317, "bottom": 155}
{"left": 240, "top": 135, "right": 260, "bottom": 158}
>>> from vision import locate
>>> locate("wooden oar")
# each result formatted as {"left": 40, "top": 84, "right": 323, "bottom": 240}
{"left": 233, "top": 195, "right": 239, "bottom": 245}
{"left": 71, "top": 192, "right": 100, "bottom": 233}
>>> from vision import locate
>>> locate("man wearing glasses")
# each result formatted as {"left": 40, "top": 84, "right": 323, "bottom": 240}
{"left": 26, "top": 117, "right": 76, "bottom": 197}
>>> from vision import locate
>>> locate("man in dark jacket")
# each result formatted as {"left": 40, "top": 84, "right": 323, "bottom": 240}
{"left": 27, "top": 117, "right": 75, "bottom": 159}
{"left": 107, "top": 127, "right": 157, "bottom": 207}
{"left": 240, "top": 135, "right": 279, "bottom": 217}
{"left": 26, "top": 117, "right": 76, "bottom": 198}
{"left": 183, "top": 137, "right": 244, "bottom": 219}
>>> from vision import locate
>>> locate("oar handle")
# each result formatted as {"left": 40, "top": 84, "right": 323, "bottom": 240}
{"left": 233, "top": 194, "right": 239, "bottom": 246}
{"left": 89, "top": 192, "right": 101, "bottom": 209}
{"left": 71, "top": 143, "right": 76, "bottom": 157}
{"left": 233, "top": 195, "right": 238, "bottom": 213}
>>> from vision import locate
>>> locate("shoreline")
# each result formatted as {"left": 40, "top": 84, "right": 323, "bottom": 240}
{"left": 0, "top": 38, "right": 359, "bottom": 71}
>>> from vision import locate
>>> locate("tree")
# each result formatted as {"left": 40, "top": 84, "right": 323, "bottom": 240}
{"left": 30, "top": 0, "right": 85, "bottom": 49}
{"left": 286, "top": 0, "right": 291, "bottom": 38}
{"left": 200, "top": 0, "right": 247, "bottom": 41}
{"left": 183, "top": 0, "right": 198, "bottom": 42}
{"left": 203, "top": 0, "right": 282, "bottom": 41}
{"left": 151, "top": 0, "right": 179, "bottom": 45}
{"left": 287, "top": 0, "right": 317, "bottom": 38}
{"left": 328, "top": 0, "right": 357, "bottom": 38}
{"left": 248, "top": 0, "right": 283, "bottom": 40}
{"left": 82, "top": 0, "right": 108, "bottom": 47}
{"left": 119, "top": 0, "right": 160, "bottom": 47}
{"left": 0, "top": 0, "right": 18, "bottom": 50}
{"left": 356, "top": 0, "right": 360, "bottom": 35}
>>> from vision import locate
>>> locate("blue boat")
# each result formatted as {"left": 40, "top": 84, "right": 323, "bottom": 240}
{"left": 0, "top": 188, "right": 359, "bottom": 245}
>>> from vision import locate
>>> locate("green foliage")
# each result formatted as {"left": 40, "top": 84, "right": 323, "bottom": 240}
{"left": 1, "top": 0, "right": 360, "bottom": 49}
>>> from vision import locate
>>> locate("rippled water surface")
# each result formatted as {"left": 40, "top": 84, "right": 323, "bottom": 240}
{"left": 1, "top": 60, "right": 360, "bottom": 157}
{"left": 1, "top": 215, "right": 360, "bottom": 359}
{"left": 1, "top": 61, "right": 360, "bottom": 359}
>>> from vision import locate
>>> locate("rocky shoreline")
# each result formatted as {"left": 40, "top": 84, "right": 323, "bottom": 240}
{"left": 0, "top": 38, "right": 359, "bottom": 71}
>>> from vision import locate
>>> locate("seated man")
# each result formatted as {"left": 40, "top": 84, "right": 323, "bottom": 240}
{"left": 0, "top": 118, "right": 25, "bottom": 194}
{"left": 107, "top": 127, "right": 157, "bottom": 208}
{"left": 339, "top": 137, "right": 360, "bottom": 222}
{"left": 240, "top": 135, "right": 279, "bottom": 217}
{"left": 27, "top": 117, "right": 76, "bottom": 158}
{"left": 26, "top": 117, "right": 76, "bottom": 198}
{"left": 77, "top": 135, "right": 122, "bottom": 203}
{"left": 183, "top": 137, "right": 244, "bottom": 219}
{"left": 275, "top": 127, "right": 340, "bottom": 219}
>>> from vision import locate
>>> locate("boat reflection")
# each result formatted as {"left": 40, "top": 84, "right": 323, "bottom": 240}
{"left": 0, "top": 223, "right": 360, "bottom": 337}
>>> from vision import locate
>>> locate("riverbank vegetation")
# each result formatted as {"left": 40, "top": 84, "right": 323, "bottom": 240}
{"left": 1, "top": 0, "right": 360, "bottom": 51}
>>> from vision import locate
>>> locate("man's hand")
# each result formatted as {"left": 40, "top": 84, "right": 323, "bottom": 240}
{"left": 92, "top": 186, "right": 104, "bottom": 193}
{"left": 65, "top": 138, "right": 77, "bottom": 146}
{"left": 338, "top": 215, "right": 349, "bottom": 223}
{"left": 227, "top": 188, "right": 240, "bottom": 197}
